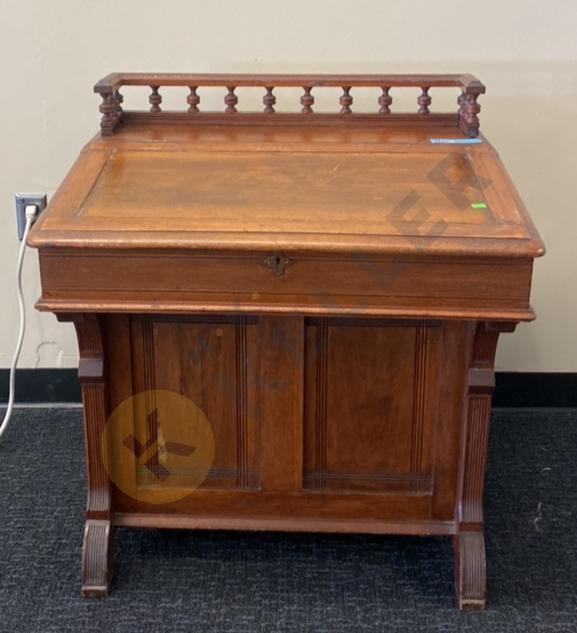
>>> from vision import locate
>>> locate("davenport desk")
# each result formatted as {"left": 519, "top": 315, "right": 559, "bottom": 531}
{"left": 28, "top": 73, "right": 544, "bottom": 609}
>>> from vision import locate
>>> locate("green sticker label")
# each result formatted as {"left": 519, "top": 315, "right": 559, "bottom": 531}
{"left": 471, "top": 202, "right": 488, "bottom": 209}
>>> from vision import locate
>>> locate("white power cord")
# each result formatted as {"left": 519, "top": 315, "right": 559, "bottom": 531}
{"left": 0, "top": 204, "right": 38, "bottom": 441}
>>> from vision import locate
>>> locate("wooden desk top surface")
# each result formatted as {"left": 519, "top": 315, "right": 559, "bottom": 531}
{"left": 29, "top": 74, "right": 544, "bottom": 260}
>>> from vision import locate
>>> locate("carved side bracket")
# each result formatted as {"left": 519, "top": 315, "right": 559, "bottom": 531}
{"left": 454, "top": 320, "right": 516, "bottom": 610}
{"left": 60, "top": 313, "right": 114, "bottom": 597}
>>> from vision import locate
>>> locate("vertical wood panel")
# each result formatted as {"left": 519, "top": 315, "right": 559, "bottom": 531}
{"left": 259, "top": 316, "right": 304, "bottom": 492}
{"left": 235, "top": 318, "right": 249, "bottom": 488}
{"left": 430, "top": 321, "right": 469, "bottom": 519}
{"left": 303, "top": 318, "right": 442, "bottom": 495}
{"left": 126, "top": 315, "right": 260, "bottom": 491}
{"left": 143, "top": 317, "right": 159, "bottom": 486}
{"left": 314, "top": 320, "right": 328, "bottom": 489}
{"left": 410, "top": 321, "right": 428, "bottom": 492}
{"left": 104, "top": 315, "right": 138, "bottom": 499}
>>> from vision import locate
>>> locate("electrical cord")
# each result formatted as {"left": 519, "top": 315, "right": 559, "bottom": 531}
{"left": 0, "top": 205, "right": 38, "bottom": 441}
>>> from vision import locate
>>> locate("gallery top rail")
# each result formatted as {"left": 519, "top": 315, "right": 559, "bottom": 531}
{"left": 93, "top": 72, "right": 485, "bottom": 137}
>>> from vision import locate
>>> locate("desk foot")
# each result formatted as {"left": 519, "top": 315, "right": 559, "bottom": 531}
{"left": 453, "top": 531, "right": 486, "bottom": 611}
{"left": 81, "top": 519, "right": 114, "bottom": 598}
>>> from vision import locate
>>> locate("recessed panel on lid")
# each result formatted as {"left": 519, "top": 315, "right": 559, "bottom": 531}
{"left": 75, "top": 149, "right": 492, "bottom": 237}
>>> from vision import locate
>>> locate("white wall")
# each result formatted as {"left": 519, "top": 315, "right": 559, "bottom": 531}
{"left": 1, "top": 0, "right": 576, "bottom": 371}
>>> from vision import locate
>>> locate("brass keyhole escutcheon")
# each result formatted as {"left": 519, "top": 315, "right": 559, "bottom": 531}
{"left": 264, "top": 252, "right": 290, "bottom": 276}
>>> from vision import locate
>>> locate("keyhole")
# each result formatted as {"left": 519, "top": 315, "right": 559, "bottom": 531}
{"left": 264, "top": 252, "right": 289, "bottom": 276}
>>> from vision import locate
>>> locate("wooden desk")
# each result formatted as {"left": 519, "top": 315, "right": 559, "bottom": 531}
{"left": 29, "top": 73, "right": 544, "bottom": 609}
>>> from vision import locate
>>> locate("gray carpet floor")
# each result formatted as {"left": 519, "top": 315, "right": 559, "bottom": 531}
{"left": 0, "top": 407, "right": 575, "bottom": 632}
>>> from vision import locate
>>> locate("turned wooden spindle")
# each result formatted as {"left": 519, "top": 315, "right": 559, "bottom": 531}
{"left": 187, "top": 86, "right": 200, "bottom": 113}
{"left": 418, "top": 87, "right": 431, "bottom": 115}
{"left": 378, "top": 87, "right": 392, "bottom": 114}
{"left": 113, "top": 90, "right": 124, "bottom": 119}
{"left": 149, "top": 86, "right": 162, "bottom": 113}
{"left": 340, "top": 87, "right": 353, "bottom": 114}
{"left": 99, "top": 92, "right": 117, "bottom": 135}
{"left": 263, "top": 86, "right": 276, "bottom": 114}
{"left": 458, "top": 90, "right": 466, "bottom": 116}
{"left": 459, "top": 89, "right": 482, "bottom": 137}
{"left": 301, "top": 87, "right": 314, "bottom": 114}
{"left": 224, "top": 86, "right": 238, "bottom": 113}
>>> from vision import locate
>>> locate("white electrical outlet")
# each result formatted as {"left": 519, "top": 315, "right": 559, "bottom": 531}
{"left": 15, "top": 193, "right": 47, "bottom": 240}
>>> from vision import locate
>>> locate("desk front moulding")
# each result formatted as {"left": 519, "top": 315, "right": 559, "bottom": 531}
{"left": 29, "top": 73, "right": 544, "bottom": 610}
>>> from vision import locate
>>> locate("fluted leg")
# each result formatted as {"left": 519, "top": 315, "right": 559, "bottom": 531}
{"left": 81, "top": 519, "right": 114, "bottom": 597}
{"left": 453, "top": 532, "right": 486, "bottom": 610}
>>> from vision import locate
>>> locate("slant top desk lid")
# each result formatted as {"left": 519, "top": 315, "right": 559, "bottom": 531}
{"left": 28, "top": 73, "right": 544, "bottom": 259}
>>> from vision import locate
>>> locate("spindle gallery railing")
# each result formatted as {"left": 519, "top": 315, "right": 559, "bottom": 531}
{"left": 94, "top": 73, "right": 485, "bottom": 137}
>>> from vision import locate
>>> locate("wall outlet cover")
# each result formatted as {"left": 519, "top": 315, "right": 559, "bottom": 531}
{"left": 15, "top": 193, "right": 47, "bottom": 240}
